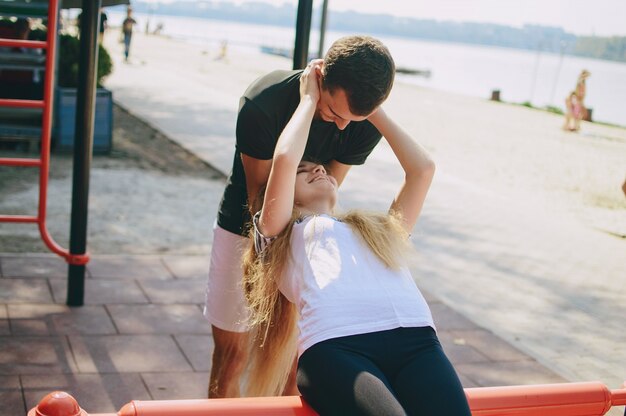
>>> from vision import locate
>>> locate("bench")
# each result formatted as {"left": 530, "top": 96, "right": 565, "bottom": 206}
{"left": 28, "top": 381, "right": 626, "bottom": 416}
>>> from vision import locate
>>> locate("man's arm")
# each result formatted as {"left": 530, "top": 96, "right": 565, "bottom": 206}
{"left": 241, "top": 153, "right": 272, "bottom": 214}
{"left": 325, "top": 160, "right": 352, "bottom": 187}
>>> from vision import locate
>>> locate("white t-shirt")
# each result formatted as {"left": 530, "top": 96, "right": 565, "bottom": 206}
{"left": 254, "top": 213, "right": 435, "bottom": 356}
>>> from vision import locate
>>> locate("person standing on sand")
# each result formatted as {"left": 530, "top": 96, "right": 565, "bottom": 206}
{"left": 575, "top": 69, "right": 590, "bottom": 121}
{"left": 563, "top": 70, "right": 591, "bottom": 132}
{"left": 203, "top": 35, "right": 397, "bottom": 398}
{"left": 563, "top": 91, "right": 582, "bottom": 132}
{"left": 121, "top": 6, "right": 137, "bottom": 62}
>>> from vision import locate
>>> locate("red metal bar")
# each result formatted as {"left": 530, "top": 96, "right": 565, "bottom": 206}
{"left": 0, "top": 98, "right": 45, "bottom": 108}
{"left": 26, "top": 381, "right": 626, "bottom": 416}
{"left": 0, "top": 157, "right": 41, "bottom": 167}
{"left": 0, "top": 0, "right": 87, "bottom": 265}
{"left": 0, "top": 39, "right": 47, "bottom": 49}
{"left": 612, "top": 383, "right": 626, "bottom": 406}
{"left": 36, "top": 0, "right": 88, "bottom": 266}
{"left": 0, "top": 215, "right": 38, "bottom": 223}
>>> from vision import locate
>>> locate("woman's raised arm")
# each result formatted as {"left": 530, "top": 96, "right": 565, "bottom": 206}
{"left": 257, "top": 61, "right": 322, "bottom": 237}
{"left": 367, "top": 108, "right": 435, "bottom": 233}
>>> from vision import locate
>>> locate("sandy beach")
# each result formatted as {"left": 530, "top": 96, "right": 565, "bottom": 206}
{"left": 1, "top": 29, "right": 625, "bottom": 414}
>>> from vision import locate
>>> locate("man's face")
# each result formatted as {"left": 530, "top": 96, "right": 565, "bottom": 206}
{"left": 316, "top": 87, "right": 368, "bottom": 130}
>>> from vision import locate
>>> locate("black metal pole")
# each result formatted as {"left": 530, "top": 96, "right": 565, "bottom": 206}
{"left": 293, "top": 0, "right": 313, "bottom": 69}
{"left": 317, "top": 0, "right": 328, "bottom": 59}
{"left": 67, "top": 0, "right": 101, "bottom": 306}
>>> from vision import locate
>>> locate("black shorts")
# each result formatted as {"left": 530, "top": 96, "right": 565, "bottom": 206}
{"left": 297, "top": 326, "right": 471, "bottom": 416}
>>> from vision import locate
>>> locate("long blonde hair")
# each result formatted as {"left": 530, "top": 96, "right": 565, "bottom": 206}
{"left": 242, "top": 208, "right": 412, "bottom": 396}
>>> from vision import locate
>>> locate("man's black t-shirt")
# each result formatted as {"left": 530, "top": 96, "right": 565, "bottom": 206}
{"left": 218, "top": 70, "right": 382, "bottom": 236}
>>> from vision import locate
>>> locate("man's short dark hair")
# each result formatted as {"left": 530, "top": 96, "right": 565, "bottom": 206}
{"left": 322, "top": 35, "right": 395, "bottom": 116}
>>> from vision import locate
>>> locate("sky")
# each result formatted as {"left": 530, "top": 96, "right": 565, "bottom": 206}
{"left": 152, "top": 0, "right": 626, "bottom": 37}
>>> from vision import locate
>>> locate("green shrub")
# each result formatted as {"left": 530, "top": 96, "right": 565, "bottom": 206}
{"left": 545, "top": 105, "right": 564, "bottom": 115}
{"left": 58, "top": 33, "right": 113, "bottom": 88}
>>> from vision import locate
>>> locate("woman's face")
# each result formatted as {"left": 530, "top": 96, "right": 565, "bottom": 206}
{"left": 294, "top": 161, "right": 338, "bottom": 211}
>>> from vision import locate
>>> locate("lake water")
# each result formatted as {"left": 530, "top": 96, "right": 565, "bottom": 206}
{"left": 105, "top": 11, "right": 626, "bottom": 127}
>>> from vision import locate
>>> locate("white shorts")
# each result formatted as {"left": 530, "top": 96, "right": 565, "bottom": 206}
{"left": 203, "top": 222, "right": 251, "bottom": 333}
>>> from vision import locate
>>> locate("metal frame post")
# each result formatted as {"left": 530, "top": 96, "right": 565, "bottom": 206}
{"left": 317, "top": 0, "right": 328, "bottom": 59}
{"left": 293, "top": 0, "right": 313, "bottom": 69}
{"left": 67, "top": 0, "right": 102, "bottom": 306}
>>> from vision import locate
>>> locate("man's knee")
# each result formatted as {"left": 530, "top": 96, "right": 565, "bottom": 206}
{"left": 211, "top": 326, "right": 249, "bottom": 368}
{"left": 209, "top": 326, "right": 249, "bottom": 398}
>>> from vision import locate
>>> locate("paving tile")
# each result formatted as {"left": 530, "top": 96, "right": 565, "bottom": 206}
{"left": 175, "top": 335, "right": 213, "bottom": 372}
{"left": 22, "top": 373, "right": 151, "bottom": 413}
{"left": 438, "top": 331, "right": 491, "bottom": 365}
{"left": 87, "top": 255, "right": 172, "bottom": 280}
{"left": 162, "top": 255, "right": 209, "bottom": 279}
{"left": 49, "top": 278, "right": 148, "bottom": 304}
{"left": 430, "top": 302, "right": 480, "bottom": 331}
{"left": 69, "top": 335, "right": 193, "bottom": 373}
{"left": 141, "top": 371, "right": 210, "bottom": 400}
{"left": 418, "top": 287, "right": 439, "bottom": 303}
{"left": 139, "top": 278, "right": 207, "bottom": 304}
{"left": 107, "top": 304, "right": 210, "bottom": 334}
{"left": 0, "top": 375, "right": 25, "bottom": 416}
{"left": 0, "top": 305, "right": 9, "bottom": 335}
{"left": 1, "top": 255, "right": 68, "bottom": 279}
{"left": 9, "top": 320, "right": 49, "bottom": 335}
{"left": 0, "top": 336, "right": 77, "bottom": 375}
{"left": 455, "top": 360, "right": 568, "bottom": 387}
{"left": 8, "top": 305, "right": 116, "bottom": 335}
{"left": 0, "top": 279, "right": 53, "bottom": 304}
{"left": 457, "top": 372, "right": 480, "bottom": 388}
{"left": 450, "top": 329, "right": 530, "bottom": 362}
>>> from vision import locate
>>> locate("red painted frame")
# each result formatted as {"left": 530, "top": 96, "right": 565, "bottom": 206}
{"left": 0, "top": 0, "right": 89, "bottom": 265}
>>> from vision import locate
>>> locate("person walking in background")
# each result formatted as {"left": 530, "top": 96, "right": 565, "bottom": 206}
{"left": 563, "top": 69, "right": 591, "bottom": 132}
{"left": 77, "top": 9, "right": 107, "bottom": 44}
{"left": 122, "top": 6, "right": 137, "bottom": 62}
{"left": 98, "top": 9, "right": 108, "bottom": 44}
{"left": 575, "top": 69, "right": 590, "bottom": 121}
{"left": 563, "top": 90, "right": 582, "bottom": 132}
{"left": 242, "top": 61, "right": 471, "bottom": 415}
{"left": 203, "top": 36, "right": 395, "bottom": 398}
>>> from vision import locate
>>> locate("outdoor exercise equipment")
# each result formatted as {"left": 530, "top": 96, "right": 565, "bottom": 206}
{"left": 27, "top": 381, "right": 626, "bottom": 416}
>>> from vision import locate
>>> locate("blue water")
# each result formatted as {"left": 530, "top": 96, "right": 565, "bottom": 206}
{"left": 104, "top": 11, "right": 626, "bottom": 127}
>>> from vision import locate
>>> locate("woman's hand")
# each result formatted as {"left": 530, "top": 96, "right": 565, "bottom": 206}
{"left": 300, "top": 59, "right": 323, "bottom": 104}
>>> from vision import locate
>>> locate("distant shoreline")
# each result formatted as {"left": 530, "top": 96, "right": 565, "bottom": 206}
{"left": 117, "top": 1, "right": 626, "bottom": 64}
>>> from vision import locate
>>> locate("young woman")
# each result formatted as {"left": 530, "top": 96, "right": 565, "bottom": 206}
{"left": 242, "top": 62, "right": 471, "bottom": 416}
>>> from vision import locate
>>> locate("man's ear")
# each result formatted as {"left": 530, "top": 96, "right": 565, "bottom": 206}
{"left": 317, "top": 64, "right": 325, "bottom": 87}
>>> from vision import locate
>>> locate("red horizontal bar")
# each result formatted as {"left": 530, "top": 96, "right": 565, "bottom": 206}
{"left": 612, "top": 387, "right": 626, "bottom": 405}
{"left": 0, "top": 98, "right": 45, "bottom": 109}
{"left": 0, "top": 215, "right": 38, "bottom": 223}
{"left": 0, "top": 39, "right": 47, "bottom": 49}
{"left": 0, "top": 157, "right": 42, "bottom": 167}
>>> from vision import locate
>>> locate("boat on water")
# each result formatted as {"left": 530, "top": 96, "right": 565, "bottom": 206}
{"left": 396, "top": 66, "right": 431, "bottom": 78}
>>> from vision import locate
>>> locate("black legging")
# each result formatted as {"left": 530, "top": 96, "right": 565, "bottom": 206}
{"left": 297, "top": 326, "right": 471, "bottom": 416}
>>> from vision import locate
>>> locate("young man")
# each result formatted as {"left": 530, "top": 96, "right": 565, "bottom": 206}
{"left": 204, "top": 35, "right": 396, "bottom": 397}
